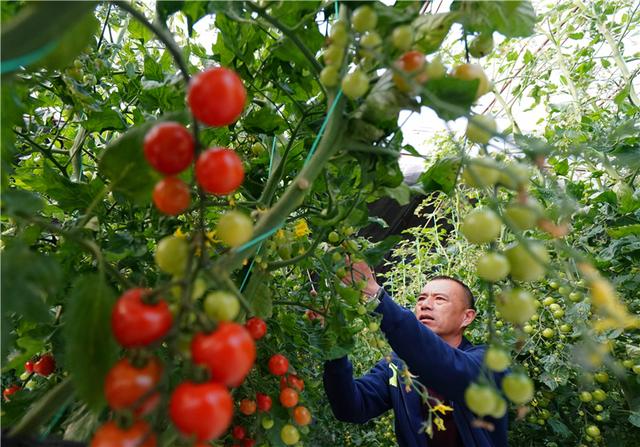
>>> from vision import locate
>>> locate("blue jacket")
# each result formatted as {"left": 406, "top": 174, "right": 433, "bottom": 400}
{"left": 323, "top": 289, "right": 508, "bottom": 447}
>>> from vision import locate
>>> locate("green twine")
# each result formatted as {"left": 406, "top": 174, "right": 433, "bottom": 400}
{"left": 268, "top": 135, "right": 277, "bottom": 175}
{"left": 1, "top": 41, "right": 58, "bottom": 74}
{"left": 39, "top": 398, "right": 70, "bottom": 440}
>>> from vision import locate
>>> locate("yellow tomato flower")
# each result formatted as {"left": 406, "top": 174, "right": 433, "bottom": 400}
{"left": 294, "top": 219, "right": 310, "bottom": 238}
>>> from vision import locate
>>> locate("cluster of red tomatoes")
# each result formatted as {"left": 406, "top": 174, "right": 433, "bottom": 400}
{"left": 3, "top": 354, "right": 56, "bottom": 402}
{"left": 144, "top": 67, "right": 247, "bottom": 216}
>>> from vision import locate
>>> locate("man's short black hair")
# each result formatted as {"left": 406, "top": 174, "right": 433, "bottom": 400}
{"left": 427, "top": 275, "right": 476, "bottom": 310}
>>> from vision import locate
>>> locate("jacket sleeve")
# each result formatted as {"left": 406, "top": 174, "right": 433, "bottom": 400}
{"left": 374, "top": 289, "right": 486, "bottom": 402}
{"left": 323, "top": 356, "right": 392, "bottom": 424}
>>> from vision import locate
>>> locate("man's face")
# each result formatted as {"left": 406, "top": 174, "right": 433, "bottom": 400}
{"left": 414, "top": 279, "right": 474, "bottom": 337}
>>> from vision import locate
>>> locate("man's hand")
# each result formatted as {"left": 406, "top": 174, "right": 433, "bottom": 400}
{"left": 342, "top": 257, "right": 381, "bottom": 298}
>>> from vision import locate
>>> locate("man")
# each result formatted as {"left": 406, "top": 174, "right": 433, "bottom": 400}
{"left": 323, "top": 261, "right": 508, "bottom": 447}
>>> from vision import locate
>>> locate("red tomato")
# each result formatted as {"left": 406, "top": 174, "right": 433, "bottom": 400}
{"left": 187, "top": 67, "right": 246, "bottom": 127}
{"left": 111, "top": 288, "right": 173, "bottom": 348}
{"left": 169, "top": 381, "right": 233, "bottom": 441}
{"left": 239, "top": 398, "right": 257, "bottom": 416}
{"left": 33, "top": 354, "right": 56, "bottom": 376}
{"left": 195, "top": 148, "right": 244, "bottom": 195}
{"left": 24, "top": 360, "right": 34, "bottom": 373}
{"left": 232, "top": 425, "right": 246, "bottom": 440}
{"left": 280, "top": 374, "right": 305, "bottom": 392}
{"left": 143, "top": 122, "right": 194, "bottom": 175}
{"left": 399, "top": 50, "right": 425, "bottom": 72}
{"left": 268, "top": 354, "right": 289, "bottom": 376}
{"left": 245, "top": 317, "right": 267, "bottom": 340}
{"left": 90, "top": 420, "right": 156, "bottom": 447}
{"left": 279, "top": 387, "right": 299, "bottom": 408}
{"left": 191, "top": 323, "right": 256, "bottom": 387}
{"left": 293, "top": 406, "right": 311, "bottom": 426}
{"left": 243, "top": 439, "right": 256, "bottom": 447}
{"left": 3, "top": 385, "right": 21, "bottom": 401}
{"left": 153, "top": 177, "right": 190, "bottom": 215}
{"left": 256, "top": 392, "right": 272, "bottom": 412}
{"left": 104, "top": 357, "right": 162, "bottom": 416}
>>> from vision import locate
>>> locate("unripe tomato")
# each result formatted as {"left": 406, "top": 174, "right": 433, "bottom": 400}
{"left": 579, "top": 391, "right": 592, "bottom": 402}
{"left": 476, "top": 252, "right": 510, "bottom": 282}
{"left": 504, "top": 199, "right": 543, "bottom": 230}
{"left": 290, "top": 405, "right": 311, "bottom": 426}
{"left": 169, "top": 381, "right": 232, "bottom": 441}
{"left": 188, "top": 67, "right": 246, "bottom": 127}
{"left": 464, "top": 383, "right": 498, "bottom": 416}
{"left": 239, "top": 398, "right": 257, "bottom": 416}
{"left": 460, "top": 208, "right": 502, "bottom": 244}
{"left": 195, "top": 148, "right": 244, "bottom": 195}
{"left": 469, "top": 33, "right": 494, "bottom": 58}
{"left": 485, "top": 348, "right": 511, "bottom": 372}
{"left": 585, "top": 425, "right": 600, "bottom": 438}
{"left": 323, "top": 44, "right": 345, "bottom": 66}
{"left": 360, "top": 31, "right": 382, "bottom": 49}
{"left": 392, "top": 25, "right": 413, "bottom": 51}
{"left": 279, "top": 387, "right": 299, "bottom": 408}
{"left": 143, "top": 122, "right": 194, "bottom": 175}
{"left": 320, "top": 65, "right": 339, "bottom": 87}
{"left": 33, "top": 354, "right": 56, "bottom": 376}
{"left": 232, "top": 425, "right": 246, "bottom": 440}
{"left": 451, "top": 63, "right": 491, "bottom": 99}
{"left": 425, "top": 56, "right": 446, "bottom": 80}
{"left": 502, "top": 373, "right": 534, "bottom": 404}
{"left": 191, "top": 323, "right": 256, "bottom": 387}
{"left": 105, "top": 357, "right": 162, "bottom": 415}
{"left": 280, "top": 424, "right": 300, "bottom": 446}
{"left": 268, "top": 354, "right": 289, "bottom": 376}
{"left": 490, "top": 397, "right": 507, "bottom": 419}
{"left": 256, "top": 392, "right": 272, "bottom": 412}
{"left": 592, "top": 389, "right": 606, "bottom": 401}
{"left": 496, "top": 289, "right": 536, "bottom": 324}
{"left": 155, "top": 235, "right": 189, "bottom": 275}
{"left": 245, "top": 317, "right": 267, "bottom": 340}
{"left": 341, "top": 69, "right": 369, "bottom": 100}
{"left": 498, "top": 162, "right": 530, "bottom": 190}
{"left": 329, "top": 21, "right": 348, "bottom": 47}
{"left": 505, "top": 241, "right": 550, "bottom": 282}
{"left": 541, "top": 328, "right": 554, "bottom": 339}
{"left": 216, "top": 211, "right": 253, "bottom": 247}
{"left": 466, "top": 114, "right": 497, "bottom": 144}
{"left": 261, "top": 416, "right": 274, "bottom": 429}
{"left": 3, "top": 385, "right": 20, "bottom": 401}
{"left": 111, "top": 289, "right": 173, "bottom": 348}
{"left": 204, "top": 291, "right": 240, "bottom": 322}
{"left": 90, "top": 420, "right": 156, "bottom": 447}
{"left": 399, "top": 50, "right": 425, "bottom": 73}
{"left": 351, "top": 5, "right": 377, "bottom": 33}
{"left": 153, "top": 177, "right": 190, "bottom": 216}
{"left": 462, "top": 158, "right": 500, "bottom": 187}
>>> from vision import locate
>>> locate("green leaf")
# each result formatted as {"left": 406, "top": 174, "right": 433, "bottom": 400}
{"left": 82, "top": 108, "right": 127, "bottom": 132}
{"left": 452, "top": 0, "right": 536, "bottom": 38}
{"left": 0, "top": 1, "right": 97, "bottom": 74}
{"left": 553, "top": 158, "right": 569, "bottom": 176}
{"left": 243, "top": 106, "right": 287, "bottom": 134}
{"left": 548, "top": 418, "right": 572, "bottom": 438}
{"left": 419, "top": 156, "right": 461, "bottom": 194}
{"left": 244, "top": 271, "right": 273, "bottom": 318}
{"left": 1, "top": 188, "right": 43, "bottom": 217}
{"left": 36, "top": 12, "right": 98, "bottom": 70}
{"left": 630, "top": 411, "right": 640, "bottom": 428}
{"left": 421, "top": 78, "right": 476, "bottom": 120}
{"left": 382, "top": 183, "right": 411, "bottom": 206}
{"left": 607, "top": 224, "right": 640, "bottom": 239}
{"left": 98, "top": 113, "right": 186, "bottom": 205}
{"left": 63, "top": 274, "right": 119, "bottom": 412}
{"left": 413, "top": 12, "right": 457, "bottom": 54}
{"left": 364, "top": 235, "right": 403, "bottom": 267}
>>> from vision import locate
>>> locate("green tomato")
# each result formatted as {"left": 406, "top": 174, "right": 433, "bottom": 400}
{"left": 330, "top": 20, "right": 348, "bottom": 47}
{"left": 392, "top": 25, "right": 413, "bottom": 51}
{"left": 217, "top": 211, "right": 253, "bottom": 247}
{"left": 261, "top": 416, "right": 274, "bottom": 430}
{"left": 559, "top": 323, "right": 572, "bottom": 333}
{"left": 351, "top": 5, "right": 377, "bottom": 33}
{"left": 592, "top": 389, "right": 606, "bottom": 401}
{"left": 323, "top": 44, "right": 344, "bottom": 66}
{"left": 498, "top": 162, "right": 530, "bottom": 190}
{"left": 579, "top": 391, "right": 592, "bottom": 402}
{"left": 476, "top": 251, "right": 510, "bottom": 282}
{"left": 460, "top": 208, "right": 502, "bottom": 244}
{"left": 557, "top": 286, "right": 570, "bottom": 296}
{"left": 332, "top": 251, "right": 343, "bottom": 263}
{"left": 320, "top": 65, "right": 340, "bottom": 88}
{"left": 360, "top": 31, "right": 381, "bottom": 49}
{"left": 489, "top": 397, "right": 507, "bottom": 418}
{"left": 468, "top": 33, "right": 494, "bottom": 58}
{"left": 328, "top": 231, "right": 340, "bottom": 244}
{"left": 504, "top": 199, "right": 543, "bottom": 230}
{"left": 523, "top": 324, "right": 533, "bottom": 334}
{"left": 594, "top": 372, "right": 609, "bottom": 384}
{"left": 155, "top": 235, "right": 189, "bottom": 275}
{"left": 569, "top": 291, "right": 583, "bottom": 302}
{"left": 425, "top": 56, "right": 446, "bottom": 80}
{"left": 633, "top": 364, "right": 640, "bottom": 375}
{"left": 505, "top": 241, "right": 550, "bottom": 282}
{"left": 203, "top": 291, "right": 240, "bottom": 322}
{"left": 585, "top": 425, "right": 600, "bottom": 438}
{"left": 341, "top": 69, "right": 370, "bottom": 100}
{"left": 464, "top": 383, "right": 498, "bottom": 416}
{"left": 541, "top": 328, "right": 554, "bottom": 339}
{"left": 502, "top": 373, "right": 534, "bottom": 404}
{"left": 280, "top": 424, "right": 300, "bottom": 445}
{"left": 496, "top": 288, "right": 536, "bottom": 324}
{"left": 553, "top": 309, "right": 564, "bottom": 318}
{"left": 451, "top": 63, "right": 491, "bottom": 99}
{"left": 368, "top": 321, "right": 380, "bottom": 331}
{"left": 251, "top": 142, "right": 265, "bottom": 156}
{"left": 466, "top": 114, "right": 497, "bottom": 145}
{"left": 462, "top": 158, "right": 500, "bottom": 188}
{"left": 485, "top": 347, "right": 511, "bottom": 372}
{"left": 542, "top": 297, "right": 555, "bottom": 306}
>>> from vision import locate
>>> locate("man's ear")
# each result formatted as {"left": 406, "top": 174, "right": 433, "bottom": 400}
{"left": 461, "top": 308, "right": 477, "bottom": 329}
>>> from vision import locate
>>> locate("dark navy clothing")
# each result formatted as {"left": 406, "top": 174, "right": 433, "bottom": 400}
{"left": 323, "top": 289, "right": 508, "bottom": 447}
